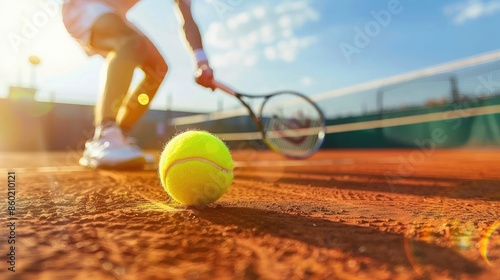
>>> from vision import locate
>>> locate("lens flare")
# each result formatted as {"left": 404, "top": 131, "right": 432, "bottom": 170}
{"left": 138, "top": 93, "right": 149, "bottom": 106}
{"left": 403, "top": 219, "right": 477, "bottom": 275}
{"left": 480, "top": 221, "right": 500, "bottom": 266}
{"left": 404, "top": 221, "right": 435, "bottom": 276}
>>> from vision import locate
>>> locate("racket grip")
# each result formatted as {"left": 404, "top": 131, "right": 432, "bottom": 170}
{"left": 212, "top": 80, "right": 237, "bottom": 96}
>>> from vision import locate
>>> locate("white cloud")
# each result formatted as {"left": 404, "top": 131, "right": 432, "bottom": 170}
{"left": 301, "top": 76, "right": 313, "bottom": 86}
{"left": 237, "top": 31, "right": 259, "bottom": 50}
{"left": 204, "top": 0, "right": 320, "bottom": 68}
{"left": 243, "top": 54, "right": 258, "bottom": 67}
{"left": 205, "top": 22, "right": 234, "bottom": 49}
{"left": 211, "top": 49, "right": 243, "bottom": 68}
{"left": 279, "top": 15, "right": 293, "bottom": 28}
{"left": 444, "top": 0, "right": 500, "bottom": 25}
{"left": 259, "top": 24, "right": 275, "bottom": 43}
{"left": 227, "top": 12, "right": 251, "bottom": 30}
{"left": 264, "top": 46, "right": 278, "bottom": 60}
{"left": 275, "top": 1, "right": 309, "bottom": 14}
{"left": 211, "top": 50, "right": 259, "bottom": 68}
{"left": 264, "top": 36, "right": 316, "bottom": 62}
{"left": 253, "top": 6, "right": 266, "bottom": 19}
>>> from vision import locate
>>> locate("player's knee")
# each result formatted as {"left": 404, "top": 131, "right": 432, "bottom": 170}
{"left": 154, "top": 59, "right": 168, "bottom": 81}
{"left": 143, "top": 57, "right": 168, "bottom": 86}
{"left": 115, "top": 33, "right": 148, "bottom": 63}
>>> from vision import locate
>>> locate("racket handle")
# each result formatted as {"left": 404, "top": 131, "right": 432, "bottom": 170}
{"left": 212, "top": 80, "right": 237, "bottom": 96}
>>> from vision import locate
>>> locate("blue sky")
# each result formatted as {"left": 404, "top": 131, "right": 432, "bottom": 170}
{"left": 1, "top": 0, "right": 500, "bottom": 116}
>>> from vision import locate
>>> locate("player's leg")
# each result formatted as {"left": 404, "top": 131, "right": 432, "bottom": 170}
{"left": 116, "top": 37, "right": 168, "bottom": 133}
{"left": 79, "top": 14, "right": 152, "bottom": 168}
{"left": 89, "top": 13, "right": 149, "bottom": 128}
{"left": 62, "top": 5, "right": 149, "bottom": 168}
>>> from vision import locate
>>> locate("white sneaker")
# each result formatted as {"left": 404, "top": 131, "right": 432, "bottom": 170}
{"left": 126, "top": 137, "right": 155, "bottom": 164}
{"left": 79, "top": 125, "right": 146, "bottom": 169}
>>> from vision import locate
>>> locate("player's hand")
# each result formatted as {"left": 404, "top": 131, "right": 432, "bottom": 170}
{"left": 195, "top": 62, "right": 215, "bottom": 91}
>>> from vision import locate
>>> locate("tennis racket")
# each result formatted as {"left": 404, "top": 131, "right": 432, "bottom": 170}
{"left": 213, "top": 80, "right": 326, "bottom": 159}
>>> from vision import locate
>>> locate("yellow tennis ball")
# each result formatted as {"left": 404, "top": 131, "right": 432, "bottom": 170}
{"left": 159, "top": 130, "right": 234, "bottom": 207}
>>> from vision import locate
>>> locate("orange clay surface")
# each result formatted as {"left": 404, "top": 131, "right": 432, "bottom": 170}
{"left": 0, "top": 149, "right": 499, "bottom": 280}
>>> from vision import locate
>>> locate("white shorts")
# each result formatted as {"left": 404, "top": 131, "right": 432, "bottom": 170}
{"left": 62, "top": 0, "right": 139, "bottom": 56}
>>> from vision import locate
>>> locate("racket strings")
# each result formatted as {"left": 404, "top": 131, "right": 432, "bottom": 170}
{"left": 263, "top": 110, "right": 324, "bottom": 158}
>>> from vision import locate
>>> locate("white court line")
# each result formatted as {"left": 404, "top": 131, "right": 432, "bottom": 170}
{"left": 0, "top": 158, "right": 358, "bottom": 173}
{"left": 0, "top": 165, "right": 186, "bottom": 212}
{"left": 0, "top": 166, "right": 88, "bottom": 173}
{"left": 214, "top": 104, "right": 500, "bottom": 140}
{"left": 234, "top": 159, "right": 355, "bottom": 167}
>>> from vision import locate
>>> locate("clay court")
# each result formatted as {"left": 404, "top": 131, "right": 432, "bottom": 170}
{"left": 1, "top": 148, "right": 499, "bottom": 280}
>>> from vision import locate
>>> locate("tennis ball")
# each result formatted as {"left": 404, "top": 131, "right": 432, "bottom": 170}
{"left": 159, "top": 130, "right": 234, "bottom": 207}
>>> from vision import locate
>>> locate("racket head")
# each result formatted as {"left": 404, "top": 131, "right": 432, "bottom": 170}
{"left": 257, "top": 91, "right": 326, "bottom": 158}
